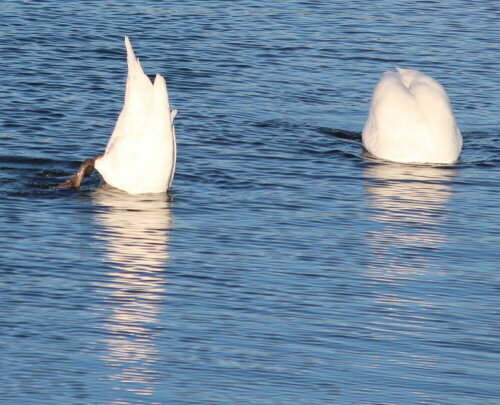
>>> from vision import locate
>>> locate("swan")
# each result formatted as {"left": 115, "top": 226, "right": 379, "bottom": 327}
{"left": 362, "top": 67, "right": 462, "bottom": 163}
{"left": 57, "top": 36, "right": 176, "bottom": 194}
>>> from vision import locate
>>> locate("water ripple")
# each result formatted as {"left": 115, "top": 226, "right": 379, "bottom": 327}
{"left": 1, "top": 1, "right": 499, "bottom": 404}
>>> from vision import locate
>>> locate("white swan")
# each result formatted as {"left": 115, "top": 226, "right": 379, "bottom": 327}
{"left": 362, "top": 68, "right": 462, "bottom": 163}
{"left": 58, "top": 36, "right": 176, "bottom": 194}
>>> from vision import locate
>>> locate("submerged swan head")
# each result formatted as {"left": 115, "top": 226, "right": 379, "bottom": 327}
{"left": 362, "top": 67, "right": 462, "bottom": 164}
{"left": 57, "top": 36, "right": 176, "bottom": 194}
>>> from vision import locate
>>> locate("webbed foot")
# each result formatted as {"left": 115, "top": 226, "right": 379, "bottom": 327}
{"left": 54, "top": 155, "right": 102, "bottom": 189}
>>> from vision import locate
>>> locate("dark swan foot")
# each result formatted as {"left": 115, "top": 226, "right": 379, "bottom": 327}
{"left": 54, "top": 155, "right": 102, "bottom": 189}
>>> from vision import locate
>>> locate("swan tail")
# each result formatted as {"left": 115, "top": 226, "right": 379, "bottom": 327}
{"left": 137, "top": 74, "right": 177, "bottom": 190}
{"left": 124, "top": 36, "right": 153, "bottom": 97}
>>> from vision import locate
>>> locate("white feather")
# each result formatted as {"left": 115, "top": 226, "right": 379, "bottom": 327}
{"left": 362, "top": 68, "right": 462, "bottom": 163}
{"left": 95, "top": 36, "right": 176, "bottom": 194}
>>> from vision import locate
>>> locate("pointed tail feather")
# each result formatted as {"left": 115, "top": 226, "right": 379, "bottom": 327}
{"left": 124, "top": 36, "right": 152, "bottom": 90}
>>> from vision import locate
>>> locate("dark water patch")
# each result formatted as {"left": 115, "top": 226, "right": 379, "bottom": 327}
{"left": 317, "top": 127, "right": 361, "bottom": 142}
{"left": 0, "top": 155, "right": 102, "bottom": 195}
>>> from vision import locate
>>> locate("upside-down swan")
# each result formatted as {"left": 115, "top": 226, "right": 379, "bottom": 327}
{"left": 57, "top": 36, "right": 176, "bottom": 193}
{"left": 362, "top": 67, "right": 461, "bottom": 163}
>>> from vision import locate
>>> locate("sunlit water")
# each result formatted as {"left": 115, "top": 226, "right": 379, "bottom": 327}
{"left": 1, "top": 1, "right": 499, "bottom": 404}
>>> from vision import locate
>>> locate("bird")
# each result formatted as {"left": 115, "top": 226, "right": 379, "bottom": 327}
{"left": 57, "top": 36, "right": 176, "bottom": 194}
{"left": 362, "top": 67, "right": 462, "bottom": 164}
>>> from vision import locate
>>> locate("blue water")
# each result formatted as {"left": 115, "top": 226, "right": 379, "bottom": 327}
{"left": 1, "top": 1, "right": 499, "bottom": 404}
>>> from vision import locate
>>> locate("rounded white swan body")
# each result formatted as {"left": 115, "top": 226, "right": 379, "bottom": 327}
{"left": 362, "top": 68, "right": 461, "bottom": 163}
{"left": 94, "top": 36, "right": 176, "bottom": 194}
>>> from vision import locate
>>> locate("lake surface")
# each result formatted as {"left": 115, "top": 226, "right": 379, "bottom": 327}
{"left": 1, "top": 1, "right": 499, "bottom": 404}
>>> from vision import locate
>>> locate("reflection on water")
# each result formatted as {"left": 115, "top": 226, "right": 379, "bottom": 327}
{"left": 364, "top": 163, "right": 456, "bottom": 274}
{"left": 92, "top": 185, "right": 173, "bottom": 399}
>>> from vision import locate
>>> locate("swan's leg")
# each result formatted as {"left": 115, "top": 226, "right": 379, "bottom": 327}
{"left": 54, "top": 155, "right": 102, "bottom": 189}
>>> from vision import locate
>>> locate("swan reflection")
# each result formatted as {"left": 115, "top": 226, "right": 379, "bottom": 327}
{"left": 364, "top": 163, "right": 456, "bottom": 273}
{"left": 93, "top": 184, "right": 173, "bottom": 398}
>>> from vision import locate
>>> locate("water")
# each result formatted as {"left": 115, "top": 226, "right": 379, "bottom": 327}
{"left": 1, "top": 1, "right": 499, "bottom": 404}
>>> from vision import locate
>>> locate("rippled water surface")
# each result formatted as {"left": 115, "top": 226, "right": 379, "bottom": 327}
{"left": 1, "top": 1, "right": 499, "bottom": 404}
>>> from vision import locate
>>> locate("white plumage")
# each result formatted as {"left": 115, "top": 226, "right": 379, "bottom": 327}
{"left": 362, "top": 68, "right": 461, "bottom": 163}
{"left": 94, "top": 36, "right": 176, "bottom": 194}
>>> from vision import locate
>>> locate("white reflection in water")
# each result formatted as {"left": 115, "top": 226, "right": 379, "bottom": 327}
{"left": 92, "top": 184, "right": 173, "bottom": 398}
{"left": 364, "top": 163, "right": 456, "bottom": 274}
